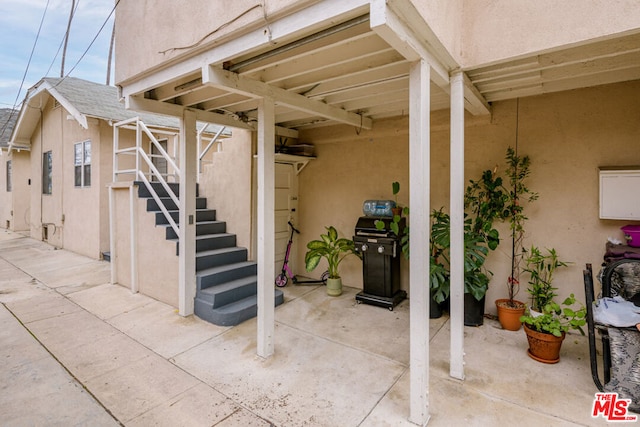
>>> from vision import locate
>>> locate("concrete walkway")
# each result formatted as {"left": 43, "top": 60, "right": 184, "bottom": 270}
{"left": 0, "top": 229, "right": 616, "bottom": 426}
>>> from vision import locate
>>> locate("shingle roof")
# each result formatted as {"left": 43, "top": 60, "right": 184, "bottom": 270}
{"left": 0, "top": 108, "right": 18, "bottom": 148}
{"left": 40, "top": 77, "right": 183, "bottom": 129}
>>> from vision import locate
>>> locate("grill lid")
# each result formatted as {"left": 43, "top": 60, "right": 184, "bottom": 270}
{"left": 354, "top": 216, "right": 406, "bottom": 238}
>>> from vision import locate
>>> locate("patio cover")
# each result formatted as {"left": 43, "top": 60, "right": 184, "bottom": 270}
{"left": 116, "top": 0, "right": 640, "bottom": 423}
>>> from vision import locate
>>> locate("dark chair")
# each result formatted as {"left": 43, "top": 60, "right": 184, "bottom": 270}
{"left": 584, "top": 259, "right": 640, "bottom": 412}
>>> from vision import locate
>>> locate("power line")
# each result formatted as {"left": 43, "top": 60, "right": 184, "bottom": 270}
{"left": 0, "top": 0, "right": 52, "bottom": 137}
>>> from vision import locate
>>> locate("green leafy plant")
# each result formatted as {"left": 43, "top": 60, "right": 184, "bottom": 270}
{"left": 305, "top": 226, "right": 362, "bottom": 279}
{"left": 519, "top": 294, "right": 586, "bottom": 337}
{"left": 464, "top": 168, "right": 509, "bottom": 251}
{"left": 430, "top": 209, "right": 491, "bottom": 302}
{"left": 523, "top": 246, "right": 570, "bottom": 311}
{"left": 392, "top": 181, "right": 400, "bottom": 205}
{"left": 504, "top": 147, "right": 538, "bottom": 306}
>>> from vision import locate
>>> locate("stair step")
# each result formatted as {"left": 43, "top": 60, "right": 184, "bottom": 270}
{"left": 135, "top": 181, "right": 199, "bottom": 198}
{"left": 165, "top": 221, "right": 227, "bottom": 239}
{"left": 155, "top": 209, "right": 216, "bottom": 225}
{"left": 194, "top": 290, "right": 284, "bottom": 326}
{"left": 171, "top": 233, "right": 237, "bottom": 255}
{"left": 147, "top": 197, "right": 207, "bottom": 211}
{"left": 196, "top": 247, "right": 248, "bottom": 271}
{"left": 196, "top": 276, "right": 257, "bottom": 308}
{"left": 197, "top": 261, "right": 257, "bottom": 289}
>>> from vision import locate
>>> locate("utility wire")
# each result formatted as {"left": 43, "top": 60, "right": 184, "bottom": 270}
{"left": 0, "top": 0, "right": 51, "bottom": 138}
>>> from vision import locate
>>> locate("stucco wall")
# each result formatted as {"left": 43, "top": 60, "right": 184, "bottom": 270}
{"left": 23, "top": 98, "right": 143, "bottom": 259}
{"left": 461, "top": 0, "right": 640, "bottom": 67}
{"left": 111, "top": 184, "right": 179, "bottom": 307}
{"left": 199, "top": 129, "right": 253, "bottom": 253}
{"left": 115, "top": 0, "right": 640, "bottom": 86}
{"left": 10, "top": 150, "right": 31, "bottom": 231}
{"left": 115, "top": 0, "right": 321, "bottom": 84}
{"left": 297, "top": 80, "right": 640, "bottom": 314}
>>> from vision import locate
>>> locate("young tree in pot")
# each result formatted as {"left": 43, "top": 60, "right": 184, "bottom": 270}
{"left": 501, "top": 147, "right": 538, "bottom": 319}
{"left": 305, "top": 226, "right": 362, "bottom": 296}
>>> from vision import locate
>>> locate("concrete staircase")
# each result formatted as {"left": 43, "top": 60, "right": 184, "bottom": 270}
{"left": 136, "top": 181, "right": 284, "bottom": 326}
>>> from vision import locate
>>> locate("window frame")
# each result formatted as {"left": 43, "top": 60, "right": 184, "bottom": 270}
{"left": 6, "top": 159, "right": 11, "bottom": 192}
{"left": 42, "top": 151, "right": 52, "bottom": 195}
{"left": 74, "top": 140, "right": 91, "bottom": 188}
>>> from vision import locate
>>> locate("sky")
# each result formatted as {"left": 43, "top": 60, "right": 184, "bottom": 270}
{"left": 0, "top": 0, "right": 115, "bottom": 110}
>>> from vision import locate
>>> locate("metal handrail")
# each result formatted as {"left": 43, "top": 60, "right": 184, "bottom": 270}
{"left": 113, "top": 117, "right": 181, "bottom": 236}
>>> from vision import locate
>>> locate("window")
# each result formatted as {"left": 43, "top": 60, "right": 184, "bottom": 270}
{"left": 43, "top": 151, "right": 52, "bottom": 194}
{"left": 74, "top": 140, "right": 91, "bottom": 187}
{"left": 6, "top": 160, "right": 11, "bottom": 192}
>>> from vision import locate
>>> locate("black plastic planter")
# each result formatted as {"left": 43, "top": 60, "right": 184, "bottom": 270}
{"left": 464, "top": 293, "right": 485, "bottom": 326}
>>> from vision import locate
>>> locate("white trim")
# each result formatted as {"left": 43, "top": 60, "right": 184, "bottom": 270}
{"left": 449, "top": 71, "right": 465, "bottom": 380}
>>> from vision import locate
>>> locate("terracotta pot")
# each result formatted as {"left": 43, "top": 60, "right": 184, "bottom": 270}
{"left": 391, "top": 207, "right": 403, "bottom": 217}
{"left": 523, "top": 323, "right": 566, "bottom": 364}
{"left": 495, "top": 299, "right": 526, "bottom": 331}
{"left": 326, "top": 277, "right": 342, "bottom": 296}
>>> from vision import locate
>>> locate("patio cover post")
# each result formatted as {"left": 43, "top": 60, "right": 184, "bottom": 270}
{"left": 449, "top": 71, "right": 465, "bottom": 380}
{"left": 257, "top": 97, "right": 276, "bottom": 358}
{"left": 409, "top": 58, "right": 431, "bottom": 426}
{"left": 178, "top": 109, "right": 197, "bottom": 316}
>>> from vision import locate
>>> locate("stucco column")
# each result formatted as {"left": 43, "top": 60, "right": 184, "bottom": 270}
{"left": 449, "top": 71, "right": 465, "bottom": 380}
{"left": 257, "top": 97, "right": 276, "bottom": 358}
{"left": 178, "top": 109, "right": 197, "bottom": 316}
{"left": 409, "top": 58, "right": 430, "bottom": 425}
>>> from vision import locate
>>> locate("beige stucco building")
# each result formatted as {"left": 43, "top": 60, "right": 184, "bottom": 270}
{"left": 1, "top": 1, "right": 635, "bottom": 424}
{"left": 3, "top": 78, "right": 198, "bottom": 260}
{"left": 112, "top": 1, "right": 640, "bottom": 423}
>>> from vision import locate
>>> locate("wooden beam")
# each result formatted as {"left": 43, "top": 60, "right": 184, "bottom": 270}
{"left": 409, "top": 58, "right": 430, "bottom": 426}
{"left": 118, "top": 0, "right": 370, "bottom": 100}
{"left": 203, "top": 65, "right": 372, "bottom": 129}
{"left": 257, "top": 97, "right": 276, "bottom": 358}
{"left": 178, "top": 109, "right": 197, "bottom": 316}
{"left": 125, "top": 95, "right": 256, "bottom": 130}
{"left": 370, "top": 0, "right": 449, "bottom": 87}
{"left": 449, "top": 71, "right": 465, "bottom": 380}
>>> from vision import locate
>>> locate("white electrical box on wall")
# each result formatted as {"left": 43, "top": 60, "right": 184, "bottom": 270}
{"left": 599, "top": 166, "right": 640, "bottom": 220}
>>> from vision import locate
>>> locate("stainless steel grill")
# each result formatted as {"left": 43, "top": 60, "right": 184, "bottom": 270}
{"left": 353, "top": 216, "right": 407, "bottom": 310}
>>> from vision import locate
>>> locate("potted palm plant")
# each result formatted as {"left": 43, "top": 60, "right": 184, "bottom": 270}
{"left": 305, "top": 226, "right": 362, "bottom": 296}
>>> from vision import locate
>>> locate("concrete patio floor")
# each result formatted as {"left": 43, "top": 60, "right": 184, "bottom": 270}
{"left": 0, "top": 229, "right": 618, "bottom": 426}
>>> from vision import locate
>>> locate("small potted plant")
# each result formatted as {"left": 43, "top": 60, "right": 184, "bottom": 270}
{"left": 523, "top": 246, "right": 569, "bottom": 313}
{"left": 519, "top": 294, "right": 586, "bottom": 363}
{"left": 387, "top": 181, "right": 401, "bottom": 217}
{"left": 305, "top": 226, "right": 362, "bottom": 296}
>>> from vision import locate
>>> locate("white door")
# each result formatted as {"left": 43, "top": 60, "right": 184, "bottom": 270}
{"left": 274, "top": 163, "right": 298, "bottom": 278}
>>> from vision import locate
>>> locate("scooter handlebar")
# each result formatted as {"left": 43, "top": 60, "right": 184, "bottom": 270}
{"left": 288, "top": 221, "right": 301, "bottom": 234}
